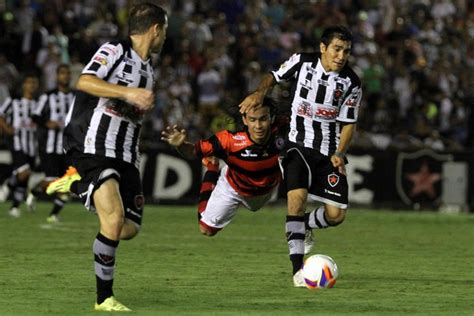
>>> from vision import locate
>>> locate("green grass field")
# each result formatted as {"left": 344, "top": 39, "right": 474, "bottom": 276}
{"left": 1, "top": 202, "right": 473, "bottom": 315}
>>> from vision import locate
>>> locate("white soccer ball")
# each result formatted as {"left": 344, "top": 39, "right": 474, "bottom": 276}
{"left": 302, "top": 254, "right": 339, "bottom": 289}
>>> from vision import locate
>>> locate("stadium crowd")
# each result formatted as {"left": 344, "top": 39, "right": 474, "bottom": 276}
{"left": 0, "top": 0, "right": 473, "bottom": 152}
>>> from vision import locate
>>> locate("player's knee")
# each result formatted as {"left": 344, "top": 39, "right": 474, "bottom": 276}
{"left": 120, "top": 220, "right": 140, "bottom": 240}
{"left": 326, "top": 209, "right": 346, "bottom": 226}
{"left": 199, "top": 223, "right": 219, "bottom": 237}
{"left": 17, "top": 170, "right": 31, "bottom": 182}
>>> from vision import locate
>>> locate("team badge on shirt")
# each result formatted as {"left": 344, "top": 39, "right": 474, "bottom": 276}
{"left": 333, "top": 87, "right": 343, "bottom": 103}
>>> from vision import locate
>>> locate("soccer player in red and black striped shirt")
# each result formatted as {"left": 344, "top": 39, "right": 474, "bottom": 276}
{"left": 161, "top": 98, "right": 284, "bottom": 236}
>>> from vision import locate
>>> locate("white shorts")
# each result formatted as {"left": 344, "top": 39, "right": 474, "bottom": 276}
{"left": 200, "top": 166, "right": 274, "bottom": 230}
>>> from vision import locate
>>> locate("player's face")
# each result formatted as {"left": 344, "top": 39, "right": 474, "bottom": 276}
{"left": 151, "top": 18, "right": 168, "bottom": 54}
{"left": 243, "top": 106, "right": 272, "bottom": 144}
{"left": 57, "top": 67, "right": 71, "bottom": 87}
{"left": 23, "top": 77, "right": 39, "bottom": 96}
{"left": 320, "top": 38, "right": 352, "bottom": 72}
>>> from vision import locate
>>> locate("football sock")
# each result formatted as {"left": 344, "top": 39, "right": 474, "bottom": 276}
{"left": 93, "top": 233, "right": 119, "bottom": 304}
{"left": 197, "top": 169, "right": 219, "bottom": 220}
{"left": 49, "top": 197, "right": 66, "bottom": 216}
{"left": 305, "top": 206, "right": 329, "bottom": 229}
{"left": 11, "top": 182, "right": 27, "bottom": 208}
{"left": 286, "top": 215, "right": 305, "bottom": 275}
{"left": 7, "top": 173, "right": 18, "bottom": 188}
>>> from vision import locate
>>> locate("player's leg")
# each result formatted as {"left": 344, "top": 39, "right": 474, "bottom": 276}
{"left": 287, "top": 188, "right": 308, "bottom": 287}
{"left": 306, "top": 156, "right": 348, "bottom": 227}
{"left": 198, "top": 166, "right": 240, "bottom": 236}
{"left": 7, "top": 151, "right": 32, "bottom": 217}
{"left": 8, "top": 168, "right": 30, "bottom": 217}
{"left": 197, "top": 156, "right": 220, "bottom": 224}
{"left": 92, "top": 177, "right": 130, "bottom": 310}
{"left": 282, "top": 149, "right": 310, "bottom": 286}
{"left": 118, "top": 164, "right": 144, "bottom": 241}
{"left": 71, "top": 155, "right": 131, "bottom": 311}
{"left": 304, "top": 157, "right": 349, "bottom": 253}
{"left": 40, "top": 154, "right": 69, "bottom": 222}
{"left": 307, "top": 204, "right": 346, "bottom": 228}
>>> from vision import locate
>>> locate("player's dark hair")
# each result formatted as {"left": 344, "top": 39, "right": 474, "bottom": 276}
{"left": 262, "top": 97, "right": 277, "bottom": 118}
{"left": 320, "top": 26, "right": 353, "bottom": 46}
{"left": 242, "top": 97, "right": 277, "bottom": 118}
{"left": 128, "top": 2, "right": 167, "bottom": 35}
{"left": 21, "top": 70, "right": 39, "bottom": 82}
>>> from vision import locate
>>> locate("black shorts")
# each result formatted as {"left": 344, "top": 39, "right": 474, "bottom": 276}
{"left": 280, "top": 142, "right": 348, "bottom": 209}
{"left": 11, "top": 151, "right": 36, "bottom": 174}
{"left": 69, "top": 152, "right": 144, "bottom": 226}
{"left": 39, "top": 153, "right": 70, "bottom": 180}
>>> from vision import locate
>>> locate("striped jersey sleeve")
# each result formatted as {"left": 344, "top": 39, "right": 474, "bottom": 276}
{"left": 337, "top": 80, "right": 362, "bottom": 123}
{"left": 271, "top": 53, "right": 303, "bottom": 83}
{"left": 82, "top": 42, "right": 125, "bottom": 79}
{"left": 32, "top": 94, "right": 49, "bottom": 124}
{"left": 0, "top": 97, "right": 12, "bottom": 119}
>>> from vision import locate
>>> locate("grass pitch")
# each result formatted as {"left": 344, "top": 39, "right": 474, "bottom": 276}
{"left": 1, "top": 202, "right": 473, "bottom": 315}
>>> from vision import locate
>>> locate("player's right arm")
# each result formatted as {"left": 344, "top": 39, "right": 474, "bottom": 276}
{"left": 77, "top": 42, "right": 154, "bottom": 111}
{"left": 238, "top": 73, "right": 275, "bottom": 114}
{"left": 0, "top": 97, "right": 14, "bottom": 135}
{"left": 76, "top": 76, "right": 154, "bottom": 111}
{"left": 239, "top": 53, "right": 302, "bottom": 114}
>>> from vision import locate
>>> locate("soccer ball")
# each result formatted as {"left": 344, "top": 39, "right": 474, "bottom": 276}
{"left": 302, "top": 254, "right": 339, "bottom": 289}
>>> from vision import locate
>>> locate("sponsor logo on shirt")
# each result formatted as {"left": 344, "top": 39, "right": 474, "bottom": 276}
{"left": 241, "top": 149, "right": 258, "bottom": 157}
{"left": 93, "top": 56, "right": 108, "bottom": 65}
{"left": 232, "top": 134, "right": 246, "bottom": 141}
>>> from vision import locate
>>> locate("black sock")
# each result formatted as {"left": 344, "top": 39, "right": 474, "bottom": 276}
{"left": 49, "top": 197, "right": 66, "bottom": 216}
{"left": 70, "top": 181, "right": 79, "bottom": 195}
{"left": 11, "top": 182, "right": 27, "bottom": 208}
{"left": 93, "top": 233, "right": 119, "bottom": 304}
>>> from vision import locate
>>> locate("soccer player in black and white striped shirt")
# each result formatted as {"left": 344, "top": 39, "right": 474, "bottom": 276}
{"left": 32, "top": 64, "right": 74, "bottom": 222}
{"left": 47, "top": 3, "right": 168, "bottom": 312}
{"left": 239, "top": 26, "right": 362, "bottom": 287}
{"left": 0, "top": 72, "right": 40, "bottom": 218}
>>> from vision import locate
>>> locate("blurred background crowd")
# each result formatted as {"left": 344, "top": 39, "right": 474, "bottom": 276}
{"left": 0, "top": 0, "right": 473, "bottom": 152}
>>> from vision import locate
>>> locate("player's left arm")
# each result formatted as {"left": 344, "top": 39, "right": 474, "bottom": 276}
{"left": 161, "top": 125, "right": 195, "bottom": 159}
{"left": 332, "top": 79, "right": 363, "bottom": 174}
{"left": 331, "top": 123, "right": 355, "bottom": 174}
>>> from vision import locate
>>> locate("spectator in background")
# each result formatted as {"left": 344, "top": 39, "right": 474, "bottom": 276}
{"left": 0, "top": 0, "right": 472, "bottom": 149}
{"left": 243, "top": 61, "right": 263, "bottom": 94}
{"left": 68, "top": 51, "right": 85, "bottom": 87}
{"left": 36, "top": 38, "right": 62, "bottom": 90}
{"left": 0, "top": 53, "right": 20, "bottom": 104}
{"left": 197, "top": 61, "right": 223, "bottom": 125}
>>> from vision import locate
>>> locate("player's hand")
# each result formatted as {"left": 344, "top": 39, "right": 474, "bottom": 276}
{"left": 330, "top": 155, "right": 346, "bottom": 176}
{"left": 161, "top": 125, "right": 187, "bottom": 147}
{"left": 46, "top": 120, "right": 62, "bottom": 130}
{"left": 125, "top": 88, "right": 155, "bottom": 111}
{"left": 238, "top": 92, "right": 264, "bottom": 114}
